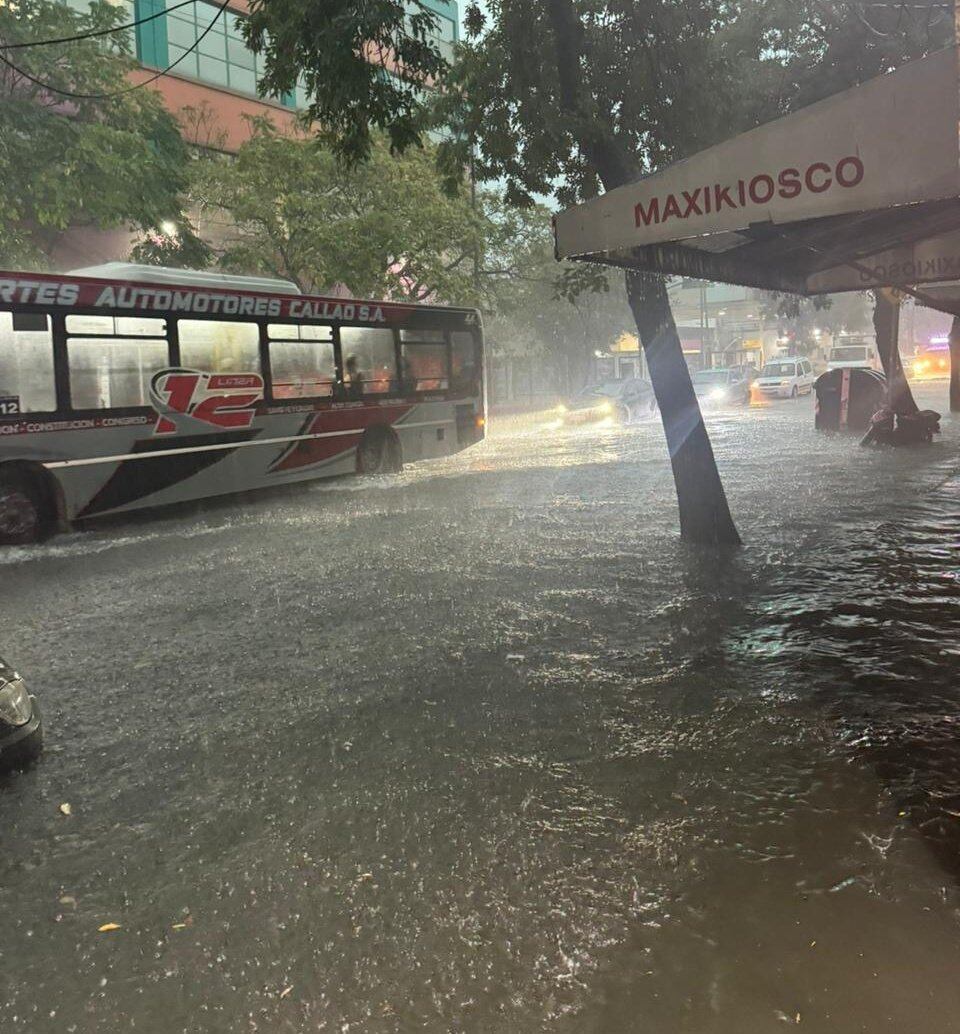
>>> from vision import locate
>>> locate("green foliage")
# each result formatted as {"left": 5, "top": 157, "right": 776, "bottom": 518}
{"left": 0, "top": 0, "right": 194, "bottom": 268}
{"left": 189, "top": 117, "right": 545, "bottom": 307}
{"left": 486, "top": 246, "right": 633, "bottom": 375}
{"left": 242, "top": 0, "right": 449, "bottom": 164}
{"left": 130, "top": 224, "right": 213, "bottom": 269}
{"left": 763, "top": 289, "right": 872, "bottom": 353}
{"left": 226, "top": 0, "right": 950, "bottom": 344}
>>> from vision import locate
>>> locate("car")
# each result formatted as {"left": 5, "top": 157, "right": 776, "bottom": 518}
{"left": 910, "top": 343, "right": 950, "bottom": 380}
{"left": 0, "top": 658, "right": 43, "bottom": 771}
{"left": 557, "top": 377, "right": 657, "bottom": 425}
{"left": 754, "top": 357, "right": 817, "bottom": 399}
{"left": 691, "top": 367, "right": 751, "bottom": 406}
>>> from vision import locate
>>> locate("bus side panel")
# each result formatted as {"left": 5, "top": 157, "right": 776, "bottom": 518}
{"left": 50, "top": 401, "right": 466, "bottom": 520}
{"left": 9, "top": 395, "right": 481, "bottom": 524}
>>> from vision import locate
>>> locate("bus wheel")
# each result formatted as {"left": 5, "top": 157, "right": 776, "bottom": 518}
{"left": 358, "top": 428, "right": 403, "bottom": 476}
{"left": 0, "top": 474, "right": 43, "bottom": 546}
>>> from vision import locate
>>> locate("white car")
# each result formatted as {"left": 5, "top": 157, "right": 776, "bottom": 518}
{"left": 754, "top": 357, "right": 816, "bottom": 399}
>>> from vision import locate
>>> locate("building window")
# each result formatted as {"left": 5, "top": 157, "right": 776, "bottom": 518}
{"left": 164, "top": 0, "right": 279, "bottom": 100}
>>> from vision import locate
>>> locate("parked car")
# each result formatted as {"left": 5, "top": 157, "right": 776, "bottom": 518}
{"left": 558, "top": 378, "right": 657, "bottom": 425}
{"left": 0, "top": 658, "right": 42, "bottom": 771}
{"left": 691, "top": 368, "right": 751, "bottom": 406}
{"left": 755, "top": 357, "right": 817, "bottom": 399}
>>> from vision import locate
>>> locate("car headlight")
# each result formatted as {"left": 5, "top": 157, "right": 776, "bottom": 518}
{"left": 709, "top": 387, "right": 728, "bottom": 400}
{"left": 556, "top": 403, "right": 568, "bottom": 414}
{"left": 0, "top": 676, "right": 32, "bottom": 727}
{"left": 599, "top": 400, "right": 614, "bottom": 414}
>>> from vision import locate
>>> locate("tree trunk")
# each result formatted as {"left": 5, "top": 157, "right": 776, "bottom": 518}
{"left": 950, "top": 316, "right": 960, "bottom": 413}
{"left": 873, "top": 289, "right": 918, "bottom": 415}
{"left": 626, "top": 272, "right": 741, "bottom": 546}
{"left": 543, "top": 0, "right": 741, "bottom": 546}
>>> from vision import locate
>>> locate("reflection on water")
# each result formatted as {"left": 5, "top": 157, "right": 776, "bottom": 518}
{"left": 0, "top": 386, "right": 958, "bottom": 1032}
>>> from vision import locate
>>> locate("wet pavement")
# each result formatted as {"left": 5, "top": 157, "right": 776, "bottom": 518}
{"left": 1, "top": 384, "right": 959, "bottom": 1033}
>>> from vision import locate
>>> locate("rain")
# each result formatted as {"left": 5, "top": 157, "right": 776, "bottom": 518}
{"left": 2, "top": 389, "right": 959, "bottom": 1031}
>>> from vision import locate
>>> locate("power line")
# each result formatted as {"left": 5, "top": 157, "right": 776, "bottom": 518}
{"left": 0, "top": 0, "right": 199, "bottom": 51}
{"left": 0, "top": 0, "right": 231, "bottom": 100}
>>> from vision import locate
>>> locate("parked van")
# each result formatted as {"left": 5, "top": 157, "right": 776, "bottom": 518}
{"left": 754, "top": 357, "right": 816, "bottom": 399}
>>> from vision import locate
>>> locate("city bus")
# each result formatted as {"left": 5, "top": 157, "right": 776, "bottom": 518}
{"left": 0, "top": 264, "right": 486, "bottom": 544}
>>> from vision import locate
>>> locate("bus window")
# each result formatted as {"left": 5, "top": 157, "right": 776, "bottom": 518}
{"left": 67, "top": 314, "right": 167, "bottom": 338}
{"left": 268, "top": 325, "right": 336, "bottom": 399}
{"left": 179, "top": 320, "right": 260, "bottom": 374}
{"left": 0, "top": 311, "right": 56, "bottom": 413}
{"left": 267, "top": 323, "right": 330, "bottom": 341}
{"left": 67, "top": 338, "right": 169, "bottom": 410}
{"left": 451, "top": 331, "right": 478, "bottom": 391}
{"left": 399, "top": 329, "right": 448, "bottom": 391}
{"left": 340, "top": 328, "right": 397, "bottom": 396}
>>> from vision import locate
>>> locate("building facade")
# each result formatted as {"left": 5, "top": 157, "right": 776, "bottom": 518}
{"left": 117, "top": 0, "right": 459, "bottom": 152}
{"left": 55, "top": 0, "right": 460, "bottom": 266}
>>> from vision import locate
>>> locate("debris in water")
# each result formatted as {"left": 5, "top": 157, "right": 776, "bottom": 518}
{"left": 828, "top": 877, "right": 856, "bottom": 893}
{"left": 59, "top": 803, "right": 72, "bottom": 817}
{"left": 98, "top": 923, "right": 121, "bottom": 933}
{"left": 279, "top": 986, "right": 294, "bottom": 999}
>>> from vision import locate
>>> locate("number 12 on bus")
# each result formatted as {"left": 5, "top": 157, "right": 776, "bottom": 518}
{"left": 0, "top": 265, "right": 486, "bottom": 545}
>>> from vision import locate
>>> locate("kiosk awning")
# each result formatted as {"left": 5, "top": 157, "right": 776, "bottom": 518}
{"left": 554, "top": 47, "right": 960, "bottom": 302}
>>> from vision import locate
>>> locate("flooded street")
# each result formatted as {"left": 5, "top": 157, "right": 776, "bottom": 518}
{"left": 1, "top": 385, "right": 959, "bottom": 1033}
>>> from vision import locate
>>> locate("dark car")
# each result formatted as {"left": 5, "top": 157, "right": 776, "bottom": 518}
{"left": 691, "top": 367, "right": 751, "bottom": 406}
{"left": 0, "top": 658, "right": 42, "bottom": 771}
{"left": 558, "top": 378, "right": 657, "bottom": 425}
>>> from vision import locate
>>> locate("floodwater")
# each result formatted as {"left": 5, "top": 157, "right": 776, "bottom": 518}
{"left": 1, "top": 384, "right": 958, "bottom": 1033}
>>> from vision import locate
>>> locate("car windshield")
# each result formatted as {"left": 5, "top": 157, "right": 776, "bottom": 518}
{"left": 831, "top": 346, "right": 868, "bottom": 361}
{"left": 692, "top": 370, "right": 730, "bottom": 385}
{"left": 761, "top": 363, "right": 797, "bottom": 377}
